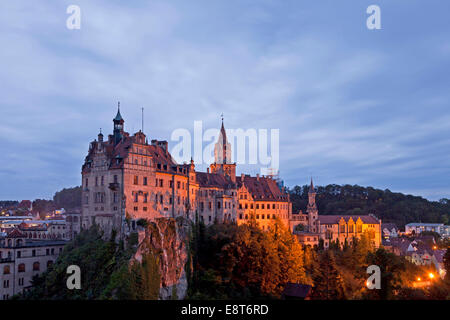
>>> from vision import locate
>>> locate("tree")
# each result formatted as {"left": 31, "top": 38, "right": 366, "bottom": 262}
{"left": 311, "top": 250, "right": 346, "bottom": 300}
{"left": 365, "top": 248, "right": 405, "bottom": 300}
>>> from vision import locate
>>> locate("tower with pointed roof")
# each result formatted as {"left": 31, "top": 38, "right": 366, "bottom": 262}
{"left": 210, "top": 117, "right": 236, "bottom": 182}
{"left": 113, "top": 102, "right": 124, "bottom": 145}
{"left": 307, "top": 178, "right": 318, "bottom": 232}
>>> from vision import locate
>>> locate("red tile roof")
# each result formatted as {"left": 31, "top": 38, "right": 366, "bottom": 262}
{"left": 195, "top": 172, "right": 234, "bottom": 188}
{"left": 6, "top": 228, "right": 25, "bottom": 238}
{"left": 236, "top": 175, "right": 288, "bottom": 201}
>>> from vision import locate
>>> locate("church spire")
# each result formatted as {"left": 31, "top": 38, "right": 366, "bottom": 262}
{"left": 309, "top": 177, "right": 315, "bottom": 194}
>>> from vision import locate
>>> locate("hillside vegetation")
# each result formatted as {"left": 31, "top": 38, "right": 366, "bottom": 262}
{"left": 289, "top": 184, "right": 450, "bottom": 227}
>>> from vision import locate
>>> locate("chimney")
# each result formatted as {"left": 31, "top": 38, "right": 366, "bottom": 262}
{"left": 241, "top": 173, "right": 245, "bottom": 180}
{"left": 207, "top": 167, "right": 210, "bottom": 173}
{"left": 256, "top": 173, "right": 259, "bottom": 181}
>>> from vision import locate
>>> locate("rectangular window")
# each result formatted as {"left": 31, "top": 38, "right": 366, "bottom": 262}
{"left": 114, "top": 175, "right": 118, "bottom": 183}
{"left": 143, "top": 177, "right": 147, "bottom": 185}
{"left": 101, "top": 176, "right": 104, "bottom": 186}
{"left": 160, "top": 179, "right": 163, "bottom": 187}
{"left": 134, "top": 176, "right": 138, "bottom": 185}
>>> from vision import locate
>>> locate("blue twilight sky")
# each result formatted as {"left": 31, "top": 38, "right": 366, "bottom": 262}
{"left": 0, "top": 0, "right": 449, "bottom": 201}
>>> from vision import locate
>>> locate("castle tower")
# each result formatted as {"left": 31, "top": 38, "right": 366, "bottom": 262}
{"left": 307, "top": 178, "right": 318, "bottom": 232}
{"left": 214, "top": 118, "right": 232, "bottom": 164}
{"left": 210, "top": 116, "right": 236, "bottom": 182}
{"left": 113, "top": 102, "right": 124, "bottom": 145}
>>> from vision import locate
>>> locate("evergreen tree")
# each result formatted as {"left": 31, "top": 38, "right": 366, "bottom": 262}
{"left": 312, "top": 250, "right": 346, "bottom": 299}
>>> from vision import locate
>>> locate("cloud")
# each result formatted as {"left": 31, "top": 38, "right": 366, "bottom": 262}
{"left": 0, "top": 1, "right": 449, "bottom": 200}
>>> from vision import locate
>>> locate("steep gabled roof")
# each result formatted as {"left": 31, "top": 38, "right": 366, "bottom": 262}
{"left": 196, "top": 172, "right": 234, "bottom": 188}
{"left": 236, "top": 175, "right": 288, "bottom": 201}
{"left": 6, "top": 228, "right": 25, "bottom": 238}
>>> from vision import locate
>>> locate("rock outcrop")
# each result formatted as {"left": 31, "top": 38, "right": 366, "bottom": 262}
{"left": 132, "top": 217, "right": 191, "bottom": 300}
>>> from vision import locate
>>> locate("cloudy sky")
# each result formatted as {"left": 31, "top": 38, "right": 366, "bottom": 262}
{"left": 1, "top": 0, "right": 449, "bottom": 201}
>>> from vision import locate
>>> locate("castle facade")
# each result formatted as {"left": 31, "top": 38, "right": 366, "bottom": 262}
{"left": 81, "top": 106, "right": 291, "bottom": 237}
{"left": 289, "top": 180, "right": 382, "bottom": 248}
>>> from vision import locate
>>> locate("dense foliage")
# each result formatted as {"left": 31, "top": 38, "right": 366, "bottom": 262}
{"left": 289, "top": 184, "right": 450, "bottom": 227}
{"left": 188, "top": 220, "right": 450, "bottom": 300}
{"left": 53, "top": 186, "right": 82, "bottom": 210}
{"left": 18, "top": 225, "right": 160, "bottom": 300}
{"left": 188, "top": 218, "right": 309, "bottom": 299}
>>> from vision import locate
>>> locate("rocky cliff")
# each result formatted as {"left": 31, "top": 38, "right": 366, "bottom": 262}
{"left": 132, "top": 216, "right": 191, "bottom": 300}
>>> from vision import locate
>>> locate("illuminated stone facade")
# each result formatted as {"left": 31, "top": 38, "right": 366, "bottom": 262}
{"left": 289, "top": 180, "right": 382, "bottom": 248}
{"left": 81, "top": 107, "right": 291, "bottom": 237}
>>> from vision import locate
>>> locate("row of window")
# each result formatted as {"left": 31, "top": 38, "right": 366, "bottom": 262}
{"left": 133, "top": 176, "right": 187, "bottom": 190}
{"left": 3, "top": 260, "right": 53, "bottom": 275}
{"left": 239, "top": 202, "right": 287, "bottom": 210}
{"left": 1, "top": 247, "right": 60, "bottom": 260}
{"left": 239, "top": 213, "right": 280, "bottom": 220}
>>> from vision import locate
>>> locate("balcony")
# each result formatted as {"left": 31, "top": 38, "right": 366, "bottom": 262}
{"left": 109, "top": 182, "right": 120, "bottom": 190}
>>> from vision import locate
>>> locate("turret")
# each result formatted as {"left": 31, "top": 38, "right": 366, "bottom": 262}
{"left": 307, "top": 178, "right": 318, "bottom": 232}
{"left": 113, "top": 102, "right": 124, "bottom": 145}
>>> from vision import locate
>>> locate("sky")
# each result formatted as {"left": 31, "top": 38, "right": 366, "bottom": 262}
{"left": 0, "top": 0, "right": 449, "bottom": 201}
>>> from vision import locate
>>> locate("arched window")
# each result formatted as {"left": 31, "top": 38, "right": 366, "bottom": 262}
{"left": 33, "top": 262, "right": 40, "bottom": 271}
{"left": 16, "top": 239, "right": 23, "bottom": 246}
{"left": 18, "top": 263, "right": 25, "bottom": 273}
{"left": 3, "top": 266, "right": 10, "bottom": 274}
{"left": 7, "top": 239, "right": 12, "bottom": 247}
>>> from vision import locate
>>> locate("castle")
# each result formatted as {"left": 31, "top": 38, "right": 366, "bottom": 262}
{"left": 81, "top": 106, "right": 291, "bottom": 237}
{"left": 81, "top": 106, "right": 381, "bottom": 247}
{"left": 289, "top": 179, "right": 382, "bottom": 248}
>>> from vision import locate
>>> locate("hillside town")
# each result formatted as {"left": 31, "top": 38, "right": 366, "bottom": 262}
{"left": 0, "top": 108, "right": 448, "bottom": 299}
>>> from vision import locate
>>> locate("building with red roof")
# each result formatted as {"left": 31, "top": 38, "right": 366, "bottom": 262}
{"left": 81, "top": 106, "right": 292, "bottom": 237}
